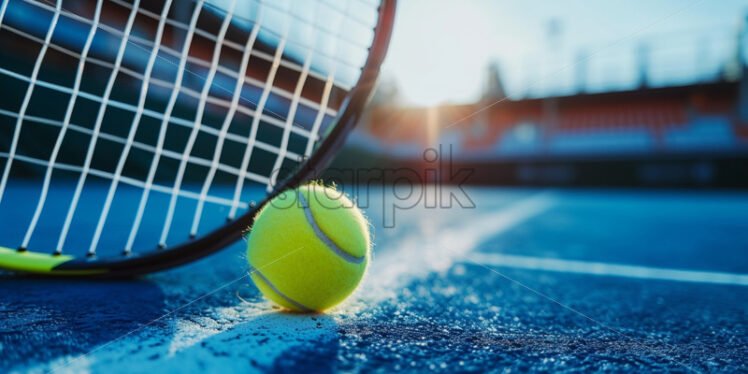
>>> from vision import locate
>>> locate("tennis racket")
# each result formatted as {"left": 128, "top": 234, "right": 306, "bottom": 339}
{"left": 0, "top": 0, "right": 395, "bottom": 277}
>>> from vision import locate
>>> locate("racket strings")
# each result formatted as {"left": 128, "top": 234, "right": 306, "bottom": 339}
{"left": 155, "top": 0, "right": 238, "bottom": 250}
{"left": 51, "top": 0, "right": 365, "bottom": 104}
{"left": 113, "top": 0, "right": 372, "bottom": 71}
{"left": 28, "top": 0, "right": 106, "bottom": 254}
{"left": 267, "top": 0, "right": 350, "bottom": 194}
{"left": 2, "top": 1, "right": 63, "bottom": 254}
{"left": 0, "top": 0, "right": 302, "bottom": 254}
{"left": 0, "top": 1, "right": 346, "bottom": 136}
{"left": 0, "top": 104, "right": 301, "bottom": 181}
{"left": 0, "top": 0, "right": 378, "bottom": 257}
{"left": 188, "top": 2, "right": 268, "bottom": 242}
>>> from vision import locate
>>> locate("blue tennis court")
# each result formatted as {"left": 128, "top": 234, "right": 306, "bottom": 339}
{"left": 3, "top": 186, "right": 746, "bottom": 372}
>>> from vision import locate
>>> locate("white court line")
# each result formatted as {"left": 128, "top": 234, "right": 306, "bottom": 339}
{"left": 470, "top": 253, "right": 748, "bottom": 287}
{"left": 360, "top": 190, "right": 556, "bottom": 304}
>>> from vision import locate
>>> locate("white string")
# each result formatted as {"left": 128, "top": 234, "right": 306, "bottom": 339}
{"left": 0, "top": 21, "right": 339, "bottom": 120}
{"left": 22, "top": 0, "right": 104, "bottom": 253}
{"left": 215, "top": 0, "right": 370, "bottom": 49}
{"left": 227, "top": 4, "right": 291, "bottom": 220}
{"left": 319, "top": 0, "right": 374, "bottom": 29}
{"left": 126, "top": 0, "right": 206, "bottom": 251}
{"left": 304, "top": 0, "right": 350, "bottom": 157}
{"left": 28, "top": 0, "right": 359, "bottom": 90}
{"left": 0, "top": 107, "right": 303, "bottom": 175}
{"left": 159, "top": 0, "right": 239, "bottom": 248}
{"left": 85, "top": 0, "right": 174, "bottom": 255}
{"left": 60, "top": 0, "right": 141, "bottom": 256}
{"left": 0, "top": 64, "right": 316, "bottom": 150}
{"left": 0, "top": 57, "right": 323, "bottom": 139}
{"left": 265, "top": 58, "right": 310, "bottom": 191}
{"left": 305, "top": 68, "right": 337, "bottom": 156}
{"left": 29, "top": 0, "right": 362, "bottom": 78}
{"left": 0, "top": 0, "right": 350, "bottom": 169}
{"left": 42, "top": 0, "right": 140, "bottom": 255}
{"left": 1, "top": 152, "right": 260, "bottom": 209}
{"left": 189, "top": 5, "right": 265, "bottom": 237}
{"left": 111, "top": 0, "right": 371, "bottom": 61}
{"left": 0, "top": 1, "right": 62, "bottom": 211}
{"left": 0, "top": 0, "right": 8, "bottom": 28}
{"left": 267, "top": 8, "right": 318, "bottom": 193}
{"left": 2, "top": 2, "right": 342, "bottom": 144}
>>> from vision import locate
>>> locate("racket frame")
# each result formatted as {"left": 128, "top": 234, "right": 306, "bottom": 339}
{"left": 0, "top": 0, "right": 396, "bottom": 278}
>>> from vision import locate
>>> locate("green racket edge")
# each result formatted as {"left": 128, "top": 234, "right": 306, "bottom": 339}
{"left": 0, "top": 247, "right": 106, "bottom": 275}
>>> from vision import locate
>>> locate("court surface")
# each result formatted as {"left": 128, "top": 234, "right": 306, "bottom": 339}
{"left": 2, "top": 186, "right": 747, "bottom": 373}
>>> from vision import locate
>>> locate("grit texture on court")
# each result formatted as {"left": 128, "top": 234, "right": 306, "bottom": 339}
{"left": 2, "top": 187, "right": 747, "bottom": 372}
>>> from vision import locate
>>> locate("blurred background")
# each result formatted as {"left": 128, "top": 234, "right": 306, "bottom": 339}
{"left": 330, "top": 0, "right": 748, "bottom": 187}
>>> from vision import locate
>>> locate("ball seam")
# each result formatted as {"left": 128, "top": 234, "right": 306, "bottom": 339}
{"left": 297, "top": 191, "right": 366, "bottom": 264}
{"left": 249, "top": 265, "right": 313, "bottom": 312}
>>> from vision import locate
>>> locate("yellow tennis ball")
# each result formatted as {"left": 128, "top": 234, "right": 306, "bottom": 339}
{"left": 246, "top": 183, "right": 370, "bottom": 312}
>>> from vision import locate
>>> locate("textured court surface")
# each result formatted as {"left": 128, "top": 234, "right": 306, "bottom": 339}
{"left": 2, "top": 187, "right": 747, "bottom": 373}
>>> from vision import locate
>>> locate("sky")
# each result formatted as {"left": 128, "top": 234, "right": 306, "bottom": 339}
{"left": 382, "top": 0, "right": 748, "bottom": 106}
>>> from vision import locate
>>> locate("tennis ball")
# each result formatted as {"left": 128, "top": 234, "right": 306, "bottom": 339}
{"left": 246, "top": 183, "right": 370, "bottom": 312}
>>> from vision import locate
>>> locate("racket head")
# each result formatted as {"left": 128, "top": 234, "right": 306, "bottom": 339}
{"left": 0, "top": 0, "right": 395, "bottom": 277}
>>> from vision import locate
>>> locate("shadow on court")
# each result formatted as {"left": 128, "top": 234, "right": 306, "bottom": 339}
{"left": 0, "top": 278, "right": 167, "bottom": 370}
